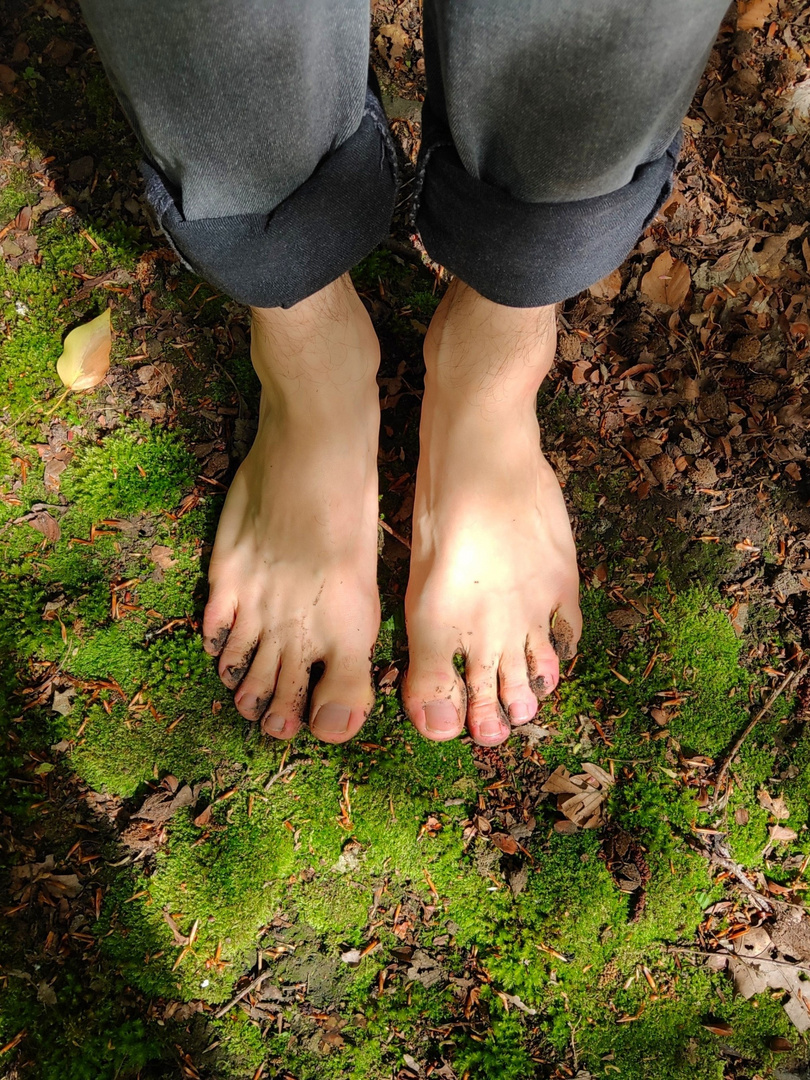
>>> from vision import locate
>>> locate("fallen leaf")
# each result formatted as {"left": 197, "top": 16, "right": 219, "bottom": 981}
{"left": 490, "top": 833, "right": 519, "bottom": 855}
{"left": 19, "top": 510, "right": 61, "bottom": 542}
{"left": 770, "top": 824, "right": 798, "bottom": 843}
{"left": 581, "top": 762, "right": 615, "bottom": 788}
{"left": 702, "top": 1018, "right": 733, "bottom": 1036}
{"left": 640, "top": 251, "right": 692, "bottom": 308}
{"left": 406, "top": 949, "right": 445, "bottom": 988}
{"left": 769, "top": 1036, "right": 793, "bottom": 1052}
{"left": 726, "top": 949, "right": 810, "bottom": 1032}
{"left": 589, "top": 267, "right": 623, "bottom": 300}
{"left": 56, "top": 308, "right": 112, "bottom": 391}
{"left": 376, "top": 23, "right": 411, "bottom": 67}
{"left": 737, "top": 0, "right": 778, "bottom": 30}
{"left": 541, "top": 765, "right": 589, "bottom": 795}
{"left": 733, "top": 925, "right": 772, "bottom": 958}
{"left": 51, "top": 688, "right": 75, "bottom": 716}
{"left": 150, "top": 544, "right": 177, "bottom": 570}
{"left": 757, "top": 788, "right": 791, "bottom": 820}
{"left": 37, "top": 980, "right": 57, "bottom": 1007}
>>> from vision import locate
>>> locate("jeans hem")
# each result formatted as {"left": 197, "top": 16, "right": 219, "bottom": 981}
{"left": 414, "top": 130, "right": 683, "bottom": 308}
{"left": 139, "top": 86, "right": 398, "bottom": 309}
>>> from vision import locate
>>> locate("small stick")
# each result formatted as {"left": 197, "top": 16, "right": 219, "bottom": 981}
{"left": 713, "top": 661, "right": 808, "bottom": 799}
{"left": 708, "top": 846, "right": 773, "bottom": 913}
{"left": 379, "top": 518, "right": 411, "bottom": 550}
{"left": 263, "top": 756, "right": 306, "bottom": 792}
{"left": 214, "top": 969, "right": 275, "bottom": 1019}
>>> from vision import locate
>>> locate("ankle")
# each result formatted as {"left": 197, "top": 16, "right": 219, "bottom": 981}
{"left": 248, "top": 274, "right": 380, "bottom": 402}
{"left": 423, "top": 278, "right": 557, "bottom": 403}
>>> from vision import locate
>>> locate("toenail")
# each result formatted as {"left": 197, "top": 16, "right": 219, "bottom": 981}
{"left": 508, "top": 702, "right": 530, "bottom": 722}
{"left": 313, "top": 703, "right": 351, "bottom": 735}
{"left": 478, "top": 719, "right": 504, "bottom": 738}
{"left": 424, "top": 700, "right": 460, "bottom": 732}
{"left": 263, "top": 713, "right": 286, "bottom": 735}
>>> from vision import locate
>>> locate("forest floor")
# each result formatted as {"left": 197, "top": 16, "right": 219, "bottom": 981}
{"left": 2, "top": 1, "right": 810, "bottom": 1078}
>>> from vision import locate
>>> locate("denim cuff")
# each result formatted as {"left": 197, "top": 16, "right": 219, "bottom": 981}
{"left": 140, "top": 87, "right": 398, "bottom": 309}
{"left": 414, "top": 126, "right": 682, "bottom": 309}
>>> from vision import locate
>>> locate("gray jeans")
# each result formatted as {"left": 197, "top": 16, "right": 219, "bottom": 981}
{"left": 79, "top": 0, "right": 729, "bottom": 308}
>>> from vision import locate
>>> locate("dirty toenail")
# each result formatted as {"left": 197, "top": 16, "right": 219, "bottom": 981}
{"left": 424, "top": 700, "right": 459, "bottom": 732}
{"left": 508, "top": 702, "right": 530, "bottom": 722}
{"left": 478, "top": 719, "right": 504, "bottom": 738}
{"left": 262, "top": 713, "right": 286, "bottom": 735}
{"left": 313, "top": 703, "right": 351, "bottom": 735}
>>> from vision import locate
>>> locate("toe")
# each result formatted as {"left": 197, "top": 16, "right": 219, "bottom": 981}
{"left": 309, "top": 651, "right": 374, "bottom": 744}
{"left": 550, "top": 599, "right": 583, "bottom": 661}
{"left": 260, "top": 652, "right": 308, "bottom": 740}
{"left": 526, "top": 634, "right": 560, "bottom": 698}
{"left": 402, "top": 640, "right": 466, "bottom": 743}
{"left": 202, "top": 591, "right": 236, "bottom": 656}
{"left": 218, "top": 619, "right": 260, "bottom": 690}
{"left": 233, "top": 637, "right": 281, "bottom": 722}
{"left": 465, "top": 654, "right": 511, "bottom": 745}
{"left": 498, "top": 650, "right": 539, "bottom": 725}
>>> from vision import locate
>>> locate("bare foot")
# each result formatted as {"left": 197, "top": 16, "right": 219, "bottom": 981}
{"left": 403, "top": 279, "right": 582, "bottom": 747}
{"left": 202, "top": 275, "right": 381, "bottom": 743}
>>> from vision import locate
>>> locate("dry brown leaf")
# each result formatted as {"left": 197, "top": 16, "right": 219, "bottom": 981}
{"left": 726, "top": 950, "right": 810, "bottom": 1032}
{"left": 541, "top": 765, "right": 589, "bottom": 795}
{"left": 491, "top": 833, "right": 520, "bottom": 855}
{"left": 581, "top": 762, "right": 615, "bottom": 788}
{"left": 559, "top": 789, "right": 605, "bottom": 828}
{"left": 757, "top": 788, "right": 791, "bottom": 820}
{"left": 770, "top": 824, "right": 798, "bottom": 844}
{"left": 20, "top": 510, "right": 61, "bottom": 542}
{"left": 751, "top": 224, "right": 806, "bottom": 278}
{"left": 376, "top": 23, "right": 411, "bottom": 67}
{"left": 150, "top": 544, "right": 177, "bottom": 570}
{"left": 737, "top": 0, "right": 778, "bottom": 30}
{"left": 56, "top": 307, "right": 112, "bottom": 391}
{"left": 702, "top": 1019, "right": 733, "bottom": 1036}
{"left": 640, "top": 251, "right": 691, "bottom": 308}
{"left": 733, "top": 925, "right": 773, "bottom": 958}
{"left": 589, "top": 267, "right": 623, "bottom": 300}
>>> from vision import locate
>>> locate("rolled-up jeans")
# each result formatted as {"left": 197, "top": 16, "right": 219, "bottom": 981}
{"left": 79, "top": 0, "right": 729, "bottom": 310}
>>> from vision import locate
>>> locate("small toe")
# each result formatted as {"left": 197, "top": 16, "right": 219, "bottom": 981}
{"left": 498, "top": 651, "right": 538, "bottom": 725}
{"left": 233, "top": 638, "right": 281, "bottom": 721}
{"left": 218, "top": 625, "right": 260, "bottom": 690}
{"left": 403, "top": 642, "right": 466, "bottom": 743}
{"left": 260, "top": 652, "right": 308, "bottom": 740}
{"left": 550, "top": 600, "right": 583, "bottom": 661}
{"left": 309, "top": 652, "right": 374, "bottom": 744}
{"left": 466, "top": 654, "right": 511, "bottom": 746}
{"left": 526, "top": 634, "right": 561, "bottom": 699}
{"left": 202, "top": 593, "right": 236, "bottom": 656}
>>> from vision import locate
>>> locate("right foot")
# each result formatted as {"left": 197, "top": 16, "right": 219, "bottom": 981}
{"left": 202, "top": 275, "right": 381, "bottom": 743}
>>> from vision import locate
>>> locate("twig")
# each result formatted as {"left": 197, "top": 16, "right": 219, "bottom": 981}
{"left": 214, "top": 969, "right": 275, "bottom": 1019}
{"left": 713, "top": 661, "right": 809, "bottom": 800}
{"left": 379, "top": 518, "right": 411, "bottom": 550}
{"left": 708, "top": 845, "right": 774, "bottom": 913}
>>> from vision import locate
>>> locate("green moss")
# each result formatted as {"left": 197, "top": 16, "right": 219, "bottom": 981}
{"left": 0, "top": 163, "right": 38, "bottom": 226}
{"left": 60, "top": 425, "right": 196, "bottom": 519}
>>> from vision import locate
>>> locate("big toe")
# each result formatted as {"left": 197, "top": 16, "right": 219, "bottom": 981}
{"left": 309, "top": 653, "right": 374, "bottom": 744}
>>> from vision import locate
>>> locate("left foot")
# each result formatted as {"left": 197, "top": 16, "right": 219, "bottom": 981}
{"left": 403, "top": 279, "right": 582, "bottom": 747}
